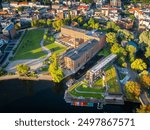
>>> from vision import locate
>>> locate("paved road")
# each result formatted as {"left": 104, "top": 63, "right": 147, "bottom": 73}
{"left": 6, "top": 29, "right": 51, "bottom": 73}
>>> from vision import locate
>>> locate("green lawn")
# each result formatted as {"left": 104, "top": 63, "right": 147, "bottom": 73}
{"left": 13, "top": 29, "right": 46, "bottom": 60}
{"left": 93, "top": 66, "right": 121, "bottom": 94}
{"left": 98, "top": 47, "right": 110, "bottom": 57}
{"left": 70, "top": 89, "right": 104, "bottom": 99}
{"left": 44, "top": 42, "right": 67, "bottom": 55}
{"left": 68, "top": 83, "right": 105, "bottom": 99}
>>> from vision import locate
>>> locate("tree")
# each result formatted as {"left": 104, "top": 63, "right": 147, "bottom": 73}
{"left": 140, "top": 75, "right": 150, "bottom": 88}
{"left": 106, "top": 32, "right": 117, "bottom": 44}
{"left": 47, "top": 19, "right": 52, "bottom": 27}
{"left": 48, "top": 54, "right": 64, "bottom": 83}
{"left": 106, "top": 21, "right": 120, "bottom": 32}
{"left": 131, "top": 59, "right": 147, "bottom": 71}
{"left": 137, "top": 105, "right": 150, "bottom": 113}
{"left": 88, "top": 17, "right": 95, "bottom": 29}
{"left": 111, "top": 43, "right": 127, "bottom": 56}
{"left": 0, "top": 67, "right": 4, "bottom": 76}
{"left": 117, "top": 29, "right": 134, "bottom": 41}
{"left": 48, "top": 36, "right": 55, "bottom": 43}
{"left": 139, "top": 31, "right": 150, "bottom": 47}
{"left": 52, "top": 19, "right": 64, "bottom": 31}
{"left": 16, "top": 64, "right": 30, "bottom": 76}
{"left": 77, "top": 17, "right": 84, "bottom": 26}
{"left": 145, "top": 46, "right": 150, "bottom": 58}
{"left": 126, "top": 45, "right": 136, "bottom": 63}
{"left": 125, "top": 81, "right": 141, "bottom": 97}
{"left": 129, "top": 14, "right": 135, "bottom": 21}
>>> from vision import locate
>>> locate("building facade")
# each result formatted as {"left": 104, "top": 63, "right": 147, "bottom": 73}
{"left": 59, "top": 26, "right": 102, "bottom": 48}
{"left": 62, "top": 37, "right": 106, "bottom": 73}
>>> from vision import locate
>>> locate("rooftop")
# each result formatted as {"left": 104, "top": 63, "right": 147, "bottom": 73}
{"left": 90, "top": 54, "right": 117, "bottom": 73}
{"left": 62, "top": 25, "right": 86, "bottom": 34}
{"left": 65, "top": 39, "right": 99, "bottom": 61}
{"left": 4, "top": 23, "right": 14, "bottom": 31}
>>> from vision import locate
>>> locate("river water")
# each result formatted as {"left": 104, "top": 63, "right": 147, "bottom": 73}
{"left": 0, "top": 79, "right": 140, "bottom": 113}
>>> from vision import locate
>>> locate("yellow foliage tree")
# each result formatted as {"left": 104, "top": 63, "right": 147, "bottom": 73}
{"left": 131, "top": 59, "right": 147, "bottom": 71}
{"left": 137, "top": 105, "right": 150, "bottom": 113}
{"left": 125, "top": 81, "right": 141, "bottom": 97}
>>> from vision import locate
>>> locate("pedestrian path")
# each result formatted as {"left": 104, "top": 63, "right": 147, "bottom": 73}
{"left": 6, "top": 29, "right": 51, "bottom": 73}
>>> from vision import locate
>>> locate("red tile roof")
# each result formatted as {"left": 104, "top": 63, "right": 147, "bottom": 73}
{"left": 78, "top": 5, "right": 89, "bottom": 10}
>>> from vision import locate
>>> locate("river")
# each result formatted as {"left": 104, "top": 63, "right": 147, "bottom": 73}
{"left": 0, "top": 79, "right": 140, "bottom": 113}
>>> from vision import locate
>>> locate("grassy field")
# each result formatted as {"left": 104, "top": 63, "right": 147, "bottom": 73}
{"left": 44, "top": 42, "right": 67, "bottom": 55}
{"left": 68, "top": 83, "right": 104, "bottom": 99}
{"left": 13, "top": 29, "right": 45, "bottom": 60}
{"left": 93, "top": 66, "right": 121, "bottom": 94}
{"left": 98, "top": 47, "right": 110, "bottom": 57}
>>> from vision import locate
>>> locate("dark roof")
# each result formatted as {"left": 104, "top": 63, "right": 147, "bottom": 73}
{"left": 65, "top": 39, "right": 99, "bottom": 61}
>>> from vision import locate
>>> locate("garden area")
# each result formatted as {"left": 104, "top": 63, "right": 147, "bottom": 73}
{"left": 93, "top": 66, "right": 121, "bottom": 94}
{"left": 44, "top": 41, "right": 67, "bottom": 56}
{"left": 68, "top": 82, "right": 105, "bottom": 99}
{"left": 13, "top": 29, "right": 46, "bottom": 60}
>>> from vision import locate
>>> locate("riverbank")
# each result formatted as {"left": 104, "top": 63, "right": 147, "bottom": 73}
{"left": 0, "top": 74, "right": 52, "bottom": 81}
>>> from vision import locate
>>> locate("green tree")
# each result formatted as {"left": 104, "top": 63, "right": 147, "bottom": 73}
{"left": 77, "top": 17, "right": 84, "bottom": 26}
{"left": 16, "top": 64, "right": 30, "bottom": 76}
{"left": 48, "top": 54, "right": 64, "bottom": 83}
{"left": 52, "top": 19, "right": 64, "bottom": 31}
{"left": 131, "top": 59, "right": 147, "bottom": 71}
{"left": 0, "top": 67, "right": 4, "bottom": 76}
{"left": 47, "top": 19, "right": 52, "bottom": 27}
{"left": 106, "top": 21, "right": 120, "bottom": 32}
{"left": 117, "top": 29, "right": 134, "bottom": 41}
{"left": 49, "top": 36, "right": 55, "bottom": 43}
{"left": 145, "top": 46, "right": 150, "bottom": 58}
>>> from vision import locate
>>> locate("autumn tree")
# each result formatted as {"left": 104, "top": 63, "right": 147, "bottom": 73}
{"left": 126, "top": 45, "right": 136, "bottom": 63}
{"left": 125, "top": 81, "right": 141, "bottom": 97}
{"left": 106, "top": 32, "right": 117, "bottom": 44}
{"left": 137, "top": 105, "right": 150, "bottom": 113}
{"left": 140, "top": 75, "right": 150, "bottom": 88}
{"left": 139, "top": 31, "right": 150, "bottom": 46}
{"left": 131, "top": 59, "right": 147, "bottom": 71}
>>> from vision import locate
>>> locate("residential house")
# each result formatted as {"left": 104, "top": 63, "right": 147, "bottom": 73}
{"left": 2, "top": 23, "right": 16, "bottom": 39}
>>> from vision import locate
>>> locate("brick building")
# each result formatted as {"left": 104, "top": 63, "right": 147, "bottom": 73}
{"left": 59, "top": 26, "right": 101, "bottom": 48}
{"left": 62, "top": 38, "right": 106, "bottom": 73}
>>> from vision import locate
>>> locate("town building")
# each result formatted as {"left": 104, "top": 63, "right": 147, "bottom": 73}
{"left": 59, "top": 25, "right": 105, "bottom": 48}
{"left": 110, "top": 0, "right": 121, "bottom": 8}
{"left": 86, "top": 54, "right": 117, "bottom": 84}
{"left": 2, "top": 23, "right": 16, "bottom": 39}
{"left": 62, "top": 39, "right": 105, "bottom": 73}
